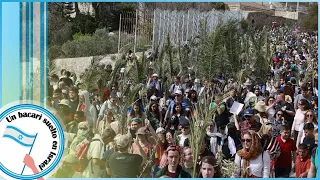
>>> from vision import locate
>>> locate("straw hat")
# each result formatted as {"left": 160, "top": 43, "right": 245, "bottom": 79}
{"left": 254, "top": 101, "right": 266, "bottom": 113}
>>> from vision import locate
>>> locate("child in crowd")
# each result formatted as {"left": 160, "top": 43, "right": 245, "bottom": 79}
{"left": 295, "top": 143, "right": 311, "bottom": 178}
{"left": 274, "top": 125, "right": 297, "bottom": 177}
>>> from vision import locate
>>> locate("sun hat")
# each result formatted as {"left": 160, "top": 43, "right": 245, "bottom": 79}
{"left": 254, "top": 101, "right": 266, "bottom": 113}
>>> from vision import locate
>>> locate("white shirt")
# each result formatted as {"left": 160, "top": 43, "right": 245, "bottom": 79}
{"left": 178, "top": 134, "right": 190, "bottom": 147}
{"left": 82, "top": 134, "right": 104, "bottom": 178}
{"left": 228, "top": 136, "right": 237, "bottom": 156}
{"left": 234, "top": 151, "right": 270, "bottom": 178}
{"left": 298, "top": 122, "right": 318, "bottom": 143}
{"left": 292, "top": 109, "right": 305, "bottom": 131}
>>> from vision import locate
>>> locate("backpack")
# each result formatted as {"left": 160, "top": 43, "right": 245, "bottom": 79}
{"left": 222, "top": 137, "right": 232, "bottom": 159}
{"left": 74, "top": 139, "right": 101, "bottom": 172}
{"left": 222, "top": 135, "right": 242, "bottom": 160}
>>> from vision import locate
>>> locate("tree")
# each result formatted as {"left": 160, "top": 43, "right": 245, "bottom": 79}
{"left": 301, "top": 3, "right": 318, "bottom": 32}
{"left": 48, "top": 3, "right": 73, "bottom": 46}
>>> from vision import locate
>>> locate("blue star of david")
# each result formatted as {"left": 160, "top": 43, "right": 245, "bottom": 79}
{"left": 18, "top": 135, "right": 23, "bottom": 141}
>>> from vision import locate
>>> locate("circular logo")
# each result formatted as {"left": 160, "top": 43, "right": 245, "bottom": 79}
{"left": 0, "top": 104, "right": 64, "bottom": 179}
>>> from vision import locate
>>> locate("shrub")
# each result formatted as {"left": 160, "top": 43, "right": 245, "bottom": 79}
{"left": 61, "top": 28, "right": 119, "bottom": 58}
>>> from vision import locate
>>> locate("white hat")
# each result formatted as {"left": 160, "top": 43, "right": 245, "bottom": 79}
{"left": 194, "top": 78, "right": 200, "bottom": 83}
{"left": 174, "top": 90, "right": 182, "bottom": 95}
{"left": 152, "top": 73, "right": 159, "bottom": 77}
{"left": 58, "top": 99, "right": 71, "bottom": 108}
{"left": 150, "top": 95, "right": 157, "bottom": 101}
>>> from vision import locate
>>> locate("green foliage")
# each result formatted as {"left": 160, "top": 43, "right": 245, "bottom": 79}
{"left": 240, "top": 18, "right": 249, "bottom": 32}
{"left": 79, "top": 57, "right": 103, "bottom": 91}
{"left": 61, "top": 28, "right": 118, "bottom": 58}
{"left": 48, "top": 3, "right": 73, "bottom": 46}
{"left": 210, "top": 2, "right": 229, "bottom": 11}
{"left": 49, "top": 45, "right": 64, "bottom": 60}
{"left": 302, "top": 3, "right": 318, "bottom": 32}
{"left": 72, "top": 33, "right": 91, "bottom": 41}
{"left": 71, "top": 14, "right": 98, "bottom": 34}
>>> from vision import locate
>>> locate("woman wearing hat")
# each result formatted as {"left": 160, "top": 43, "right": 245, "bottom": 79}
{"left": 131, "top": 127, "right": 157, "bottom": 177}
{"left": 254, "top": 101, "right": 268, "bottom": 124}
{"left": 152, "top": 127, "right": 166, "bottom": 178}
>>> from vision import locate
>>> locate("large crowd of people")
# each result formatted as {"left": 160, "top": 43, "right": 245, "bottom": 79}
{"left": 48, "top": 24, "right": 318, "bottom": 178}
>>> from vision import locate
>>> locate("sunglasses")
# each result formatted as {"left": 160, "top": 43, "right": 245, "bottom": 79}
{"left": 244, "top": 115, "right": 252, "bottom": 118}
{"left": 306, "top": 114, "right": 313, "bottom": 117}
{"left": 241, "top": 139, "right": 252, "bottom": 143}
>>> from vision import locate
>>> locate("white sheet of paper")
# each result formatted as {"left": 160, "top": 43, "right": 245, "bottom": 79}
{"left": 229, "top": 101, "right": 244, "bottom": 115}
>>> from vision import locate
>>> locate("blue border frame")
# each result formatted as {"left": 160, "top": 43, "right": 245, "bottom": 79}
{"left": 0, "top": 2, "right": 2, "bottom": 107}
{"left": 26, "top": 2, "right": 29, "bottom": 101}
{"left": 0, "top": 104, "right": 64, "bottom": 179}
{"left": 30, "top": 2, "right": 34, "bottom": 101}
{"left": 40, "top": 2, "right": 44, "bottom": 105}
{"left": 19, "top": 2, "right": 23, "bottom": 102}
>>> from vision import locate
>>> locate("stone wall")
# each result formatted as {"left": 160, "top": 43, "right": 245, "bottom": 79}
{"left": 246, "top": 12, "right": 297, "bottom": 29}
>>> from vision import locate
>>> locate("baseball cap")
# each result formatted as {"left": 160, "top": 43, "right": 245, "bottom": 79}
{"left": 243, "top": 108, "right": 254, "bottom": 116}
{"left": 114, "top": 134, "right": 132, "bottom": 148}
{"left": 179, "top": 116, "right": 190, "bottom": 126}
{"left": 174, "top": 90, "right": 183, "bottom": 95}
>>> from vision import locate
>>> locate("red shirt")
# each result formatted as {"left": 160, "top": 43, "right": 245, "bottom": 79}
{"left": 167, "top": 171, "right": 176, "bottom": 178}
{"left": 275, "top": 136, "right": 297, "bottom": 168}
{"left": 78, "top": 104, "right": 85, "bottom": 112}
{"left": 295, "top": 155, "right": 311, "bottom": 178}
